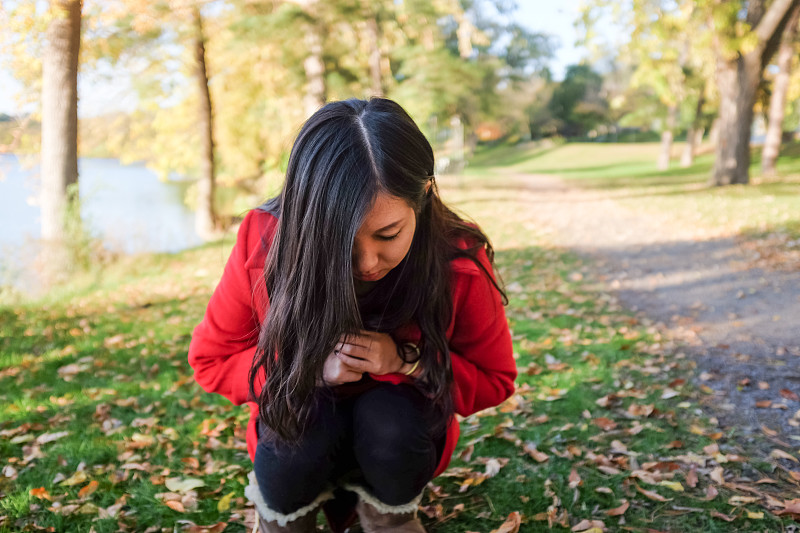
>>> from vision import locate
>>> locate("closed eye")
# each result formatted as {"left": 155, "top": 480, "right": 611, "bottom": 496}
{"left": 377, "top": 232, "right": 400, "bottom": 241}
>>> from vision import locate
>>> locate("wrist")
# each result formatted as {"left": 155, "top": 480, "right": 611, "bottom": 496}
{"left": 396, "top": 342, "right": 421, "bottom": 375}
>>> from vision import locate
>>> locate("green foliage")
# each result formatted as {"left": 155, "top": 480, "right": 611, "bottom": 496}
{"left": 547, "top": 64, "right": 608, "bottom": 137}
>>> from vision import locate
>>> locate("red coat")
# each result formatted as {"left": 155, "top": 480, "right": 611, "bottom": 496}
{"left": 188, "top": 208, "right": 516, "bottom": 480}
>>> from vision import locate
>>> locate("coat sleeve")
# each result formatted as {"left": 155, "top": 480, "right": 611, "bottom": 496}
{"left": 188, "top": 211, "right": 264, "bottom": 406}
{"left": 448, "top": 249, "right": 517, "bottom": 417}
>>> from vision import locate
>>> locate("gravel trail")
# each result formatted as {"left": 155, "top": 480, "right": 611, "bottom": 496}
{"left": 496, "top": 172, "right": 800, "bottom": 441}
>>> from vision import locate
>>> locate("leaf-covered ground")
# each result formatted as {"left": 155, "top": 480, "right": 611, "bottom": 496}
{"left": 2, "top": 179, "right": 800, "bottom": 532}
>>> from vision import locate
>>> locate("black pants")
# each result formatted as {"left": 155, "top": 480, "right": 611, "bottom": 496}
{"left": 254, "top": 382, "right": 445, "bottom": 515}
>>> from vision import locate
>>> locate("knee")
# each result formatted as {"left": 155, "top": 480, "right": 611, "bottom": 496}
{"left": 353, "top": 386, "right": 436, "bottom": 505}
{"left": 254, "top": 439, "right": 334, "bottom": 514}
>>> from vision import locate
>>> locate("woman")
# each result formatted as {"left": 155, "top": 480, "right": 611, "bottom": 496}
{"left": 188, "top": 98, "right": 516, "bottom": 533}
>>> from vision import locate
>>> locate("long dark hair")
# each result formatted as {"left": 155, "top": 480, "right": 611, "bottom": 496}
{"left": 249, "top": 98, "right": 504, "bottom": 443}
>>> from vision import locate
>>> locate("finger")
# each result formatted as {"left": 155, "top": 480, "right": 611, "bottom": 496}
{"left": 343, "top": 333, "right": 371, "bottom": 348}
{"left": 336, "top": 351, "right": 373, "bottom": 373}
{"left": 337, "top": 342, "right": 370, "bottom": 359}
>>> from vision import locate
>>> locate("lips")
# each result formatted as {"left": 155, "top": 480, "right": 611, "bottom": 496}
{"left": 354, "top": 271, "right": 382, "bottom": 281}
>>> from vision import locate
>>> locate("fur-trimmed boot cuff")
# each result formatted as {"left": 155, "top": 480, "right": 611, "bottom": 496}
{"left": 245, "top": 471, "right": 331, "bottom": 532}
{"left": 343, "top": 484, "right": 426, "bottom": 533}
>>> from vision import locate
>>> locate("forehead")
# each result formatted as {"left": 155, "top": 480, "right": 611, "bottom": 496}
{"left": 359, "top": 192, "right": 413, "bottom": 232}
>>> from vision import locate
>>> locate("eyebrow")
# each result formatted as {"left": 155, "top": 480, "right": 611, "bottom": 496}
{"left": 374, "top": 220, "right": 404, "bottom": 233}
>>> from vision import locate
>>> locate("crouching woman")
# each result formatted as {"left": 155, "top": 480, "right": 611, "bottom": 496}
{"left": 188, "top": 98, "right": 517, "bottom": 532}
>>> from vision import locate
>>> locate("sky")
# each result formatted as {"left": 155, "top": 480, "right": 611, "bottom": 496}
{"left": 0, "top": 0, "right": 589, "bottom": 117}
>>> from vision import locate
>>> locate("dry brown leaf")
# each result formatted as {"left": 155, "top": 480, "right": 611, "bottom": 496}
{"left": 770, "top": 449, "right": 799, "bottom": 463}
{"left": 593, "top": 417, "right": 617, "bottom": 431}
{"left": 703, "top": 485, "right": 719, "bottom": 501}
{"left": 568, "top": 468, "right": 582, "bottom": 489}
{"left": 710, "top": 510, "right": 735, "bottom": 522}
{"left": 606, "top": 500, "right": 629, "bottom": 516}
{"left": 666, "top": 440, "right": 683, "bottom": 449}
{"left": 635, "top": 484, "right": 671, "bottom": 502}
{"left": 165, "top": 500, "right": 186, "bottom": 512}
{"left": 780, "top": 389, "right": 799, "bottom": 402}
{"left": 523, "top": 443, "right": 549, "bottom": 463}
{"left": 181, "top": 457, "right": 200, "bottom": 470}
{"left": 490, "top": 511, "right": 521, "bottom": 533}
{"left": 627, "top": 403, "right": 654, "bottom": 417}
{"left": 685, "top": 467, "right": 698, "bottom": 488}
{"left": 710, "top": 466, "right": 725, "bottom": 484}
{"left": 755, "top": 400, "right": 772, "bottom": 408}
{"left": 571, "top": 519, "right": 605, "bottom": 532}
{"left": 702, "top": 443, "right": 719, "bottom": 455}
{"left": 761, "top": 425, "right": 779, "bottom": 437}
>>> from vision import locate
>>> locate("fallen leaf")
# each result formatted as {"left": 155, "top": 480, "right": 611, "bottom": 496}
{"left": 710, "top": 510, "right": 735, "bottom": 522}
{"left": 165, "top": 477, "right": 206, "bottom": 493}
{"left": 755, "top": 400, "right": 772, "bottom": 408}
{"left": 568, "top": 468, "right": 582, "bottom": 489}
{"left": 710, "top": 466, "right": 725, "bottom": 484}
{"left": 781, "top": 389, "right": 799, "bottom": 402}
{"left": 571, "top": 519, "right": 605, "bottom": 532}
{"left": 685, "top": 467, "right": 698, "bottom": 488}
{"left": 635, "top": 484, "right": 671, "bottom": 502}
{"left": 60, "top": 470, "right": 88, "bottom": 486}
{"left": 658, "top": 481, "right": 684, "bottom": 492}
{"left": 703, "top": 485, "right": 718, "bottom": 501}
{"left": 761, "top": 425, "right": 779, "bottom": 437}
{"left": 746, "top": 511, "right": 764, "bottom": 519}
{"left": 35, "top": 431, "right": 69, "bottom": 445}
{"left": 78, "top": 480, "right": 99, "bottom": 498}
{"left": 606, "top": 499, "right": 629, "bottom": 516}
{"left": 770, "top": 449, "right": 798, "bottom": 463}
{"left": 728, "top": 495, "right": 759, "bottom": 505}
{"left": 30, "top": 487, "right": 52, "bottom": 501}
{"left": 593, "top": 417, "right": 617, "bottom": 431}
{"left": 490, "top": 511, "right": 521, "bottom": 533}
{"left": 523, "top": 443, "right": 549, "bottom": 463}
{"left": 165, "top": 500, "right": 186, "bottom": 512}
{"left": 217, "top": 491, "right": 235, "bottom": 512}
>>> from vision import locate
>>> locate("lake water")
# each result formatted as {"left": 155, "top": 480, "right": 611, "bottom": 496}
{"left": 0, "top": 154, "right": 203, "bottom": 288}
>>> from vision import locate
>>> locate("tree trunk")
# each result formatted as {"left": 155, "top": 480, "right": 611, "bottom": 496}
{"left": 366, "top": 16, "right": 384, "bottom": 96}
{"left": 710, "top": 56, "right": 760, "bottom": 186}
{"left": 708, "top": 117, "right": 720, "bottom": 147}
{"left": 303, "top": 13, "right": 326, "bottom": 118}
{"left": 40, "top": 0, "right": 81, "bottom": 282}
{"left": 762, "top": 5, "right": 800, "bottom": 176}
{"left": 657, "top": 105, "right": 678, "bottom": 170}
{"left": 192, "top": 7, "right": 217, "bottom": 240}
{"left": 681, "top": 92, "right": 706, "bottom": 167}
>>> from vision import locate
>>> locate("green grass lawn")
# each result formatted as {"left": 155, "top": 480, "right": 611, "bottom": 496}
{"left": 465, "top": 141, "right": 800, "bottom": 244}
{"left": 2, "top": 181, "right": 799, "bottom": 532}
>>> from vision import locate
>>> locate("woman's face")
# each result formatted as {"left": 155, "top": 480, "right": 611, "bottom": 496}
{"left": 352, "top": 192, "right": 417, "bottom": 282}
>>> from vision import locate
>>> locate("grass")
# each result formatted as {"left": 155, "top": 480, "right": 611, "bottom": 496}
{"left": 465, "top": 140, "right": 800, "bottom": 244}
{"left": 2, "top": 179, "right": 800, "bottom": 531}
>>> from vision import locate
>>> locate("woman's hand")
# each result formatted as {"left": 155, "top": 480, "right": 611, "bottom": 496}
{"left": 321, "top": 350, "right": 364, "bottom": 386}
{"left": 335, "top": 330, "right": 407, "bottom": 376}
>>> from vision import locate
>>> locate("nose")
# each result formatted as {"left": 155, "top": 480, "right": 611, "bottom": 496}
{"left": 353, "top": 243, "right": 379, "bottom": 275}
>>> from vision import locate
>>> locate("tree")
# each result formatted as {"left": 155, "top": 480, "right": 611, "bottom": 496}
{"left": 761, "top": 2, "right": 800, "bottom": 176}
{"left": 40, "top": 0, "right": 82, "bottom": 276}
{"left": 703, "top": 0, "right": 800, "bottom": 185}
{"left": 547, "top": 64, "right": 608, "bottom": 137}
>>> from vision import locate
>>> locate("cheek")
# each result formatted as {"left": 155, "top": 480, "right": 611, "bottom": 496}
{"left": 384, "top": 233, "right": 414, "bottom": 267}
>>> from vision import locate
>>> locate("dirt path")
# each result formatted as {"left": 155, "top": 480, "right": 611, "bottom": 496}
{"left": 497, "top": 172, "right": 800, "bottom": 441}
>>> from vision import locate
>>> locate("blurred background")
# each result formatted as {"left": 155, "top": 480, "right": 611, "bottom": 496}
{"left": 1, "top": 0, "right": 799, "bottom": 291}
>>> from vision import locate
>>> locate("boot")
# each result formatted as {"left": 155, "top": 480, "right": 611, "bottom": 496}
{"left": 255, "top": 510, "right": 318, "bottom": 533}
{"left": 355, "top": 499, "right": 426, "bottom": 533}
